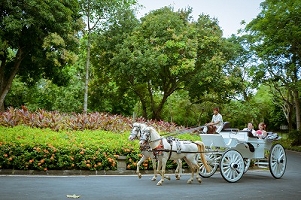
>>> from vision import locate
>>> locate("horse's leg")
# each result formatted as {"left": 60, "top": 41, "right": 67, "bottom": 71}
{"left": 151, "top": 157, "right": 157, "bottom": 181}
{"left": 184, "top": 157, "right": 195, "bottom": 184}
{"left": 175, "top": 159, "right": 182, "bottom": 180}
{"left": 155, "top": 159, "right": 170, "bottom": 180}
{"left": 195, "top": 161, "right": 202, "bottom": 183}
{"left": 136, "top": 154, "right": 146, "bottom": 179}
{"left": 157, "top": 158, "right": 167, "bottom": 186}
{"left": 160, "top": 160, "right": 171, "bottom": 180}
{"left": 191, "top": 156, "right": 202, "bottom": 183}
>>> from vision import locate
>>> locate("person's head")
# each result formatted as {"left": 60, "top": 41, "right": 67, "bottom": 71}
{"left": 247, "top": 123, "right": 253, "bottom": 130}
{"left": 213, "top": 107, "right": 219, "bottom": 115}
{"left": 258, "top": 122, "right": 266, "bottom": 130}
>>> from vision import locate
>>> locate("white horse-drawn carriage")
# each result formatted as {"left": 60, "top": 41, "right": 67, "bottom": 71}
{"left": 129, "top": 122, "right": 287, "bottom": 185}
{"left": 198, "top": 123, "right": 287, "bottom": 183}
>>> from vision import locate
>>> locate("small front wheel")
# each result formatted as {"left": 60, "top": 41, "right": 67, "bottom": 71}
{"left": 220, "top": 149, "right": 244, "bottom": 183}
{"left": 199, "top": 153, "right": 220, "bottom": 178}
{"left": 269, "top": 143, "right": 286, "bottom": 179}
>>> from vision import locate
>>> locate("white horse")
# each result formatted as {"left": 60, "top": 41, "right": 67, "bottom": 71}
{"left": 129, "top": 122, "right": 182, "bottom": 181}
{"left": 139, "top": 126, "right": 211, "bottom": 186}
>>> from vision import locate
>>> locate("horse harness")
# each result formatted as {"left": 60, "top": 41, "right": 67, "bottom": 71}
{"left": 151, "top": 137, "right": 191, "bottom": 160}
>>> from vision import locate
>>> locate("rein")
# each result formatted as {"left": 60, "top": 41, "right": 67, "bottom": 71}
{"left": 152, "top": 148, "right": 215, "bottom": 154}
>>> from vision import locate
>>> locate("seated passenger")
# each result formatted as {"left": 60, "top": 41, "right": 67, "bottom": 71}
{"left": 243, "top": 122, "right": 256, "bottom": 136}
{"left": 255, "top": 122, "right": 267, "bottom": 139}
{"left": 202, "top": 107, "right": 223, "bottom": 134}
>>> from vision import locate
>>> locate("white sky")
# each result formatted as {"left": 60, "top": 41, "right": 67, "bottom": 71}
{"left": 136, "top": 0, "right": 263, "bottom": 37}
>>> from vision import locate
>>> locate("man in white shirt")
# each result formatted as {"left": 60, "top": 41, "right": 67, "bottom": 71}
{"left": 202, "top": 107, "right": 223, "bottom": 134}
{"left": 243, "top": 122, "right": 256, "bottom": 136}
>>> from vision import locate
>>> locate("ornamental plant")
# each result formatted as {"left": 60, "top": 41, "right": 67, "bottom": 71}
{"left": 0, "top": 125, "right": 199, "bottom": 171}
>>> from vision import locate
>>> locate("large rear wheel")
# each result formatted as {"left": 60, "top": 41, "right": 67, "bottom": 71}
{"left": 269, "top": 143, "right": 286, "bottom": 179}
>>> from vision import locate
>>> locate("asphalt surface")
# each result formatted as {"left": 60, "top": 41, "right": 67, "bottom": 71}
{"left": 0, "top": 150, "right": 300, "bottom": 200}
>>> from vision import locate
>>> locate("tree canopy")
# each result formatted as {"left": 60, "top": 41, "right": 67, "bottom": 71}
{"left": 246, "top": 0, "right": 301, "bottom": 130}
{"left": 0, "top": 0, "right": 84, "bottom": 111}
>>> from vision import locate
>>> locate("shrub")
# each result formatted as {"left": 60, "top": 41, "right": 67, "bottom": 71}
{"left": 0, "top": 106, "right": 183, "bottom": 133}
{"left": 0, "top": 125, "right": 199, "bottom": 171}
{"left": 288, "top": 130, "right": 301, "bottom": 146}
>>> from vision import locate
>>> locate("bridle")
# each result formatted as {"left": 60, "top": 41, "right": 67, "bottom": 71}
{"left": 129, "top": 125, "right": 142, "bottom": 140}
{"left": 140, "top": 129, "right": 163, "bottom": 144}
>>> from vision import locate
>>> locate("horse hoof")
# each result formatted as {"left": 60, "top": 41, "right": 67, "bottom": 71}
{"left": 156, "top": 182, "right": 163, "bottom": 186}
{"left": 165, "top": 176, "right": 171, "bottom": 180}
{"left": 187, "top": 179, "right": 193, "bottom": 184}
{"left": 197, "top": 178, "right": 202, "bottom": 183}
{"left": 175, "top": 175, "right": 181, "bottom": 180}
{"left": 151, "top": 177, "right": 156, "bottom": 181}
{"left": 138, "top": 173, "right": 142, "bottom": 179}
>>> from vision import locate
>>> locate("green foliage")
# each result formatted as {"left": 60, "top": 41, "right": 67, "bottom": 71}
{"left": 95, "top": 7, "right": 200, "bottom": 120}
{"left": 6, "top": 76, "right": 83, "bottom": 113}
{"left": 0, "top": 0, "right": 83, "bottom": 83}
{"left": 288, "top": 130, "right": 301, "bottom": 146}
{"left": 0, "top": 125, "right": 197, "bottom": 171}
{"left": 245, "top": 0, "right": 301, "bottom": 130}
{"left": 0, "top": 126, "right": 136, "bottom": 170}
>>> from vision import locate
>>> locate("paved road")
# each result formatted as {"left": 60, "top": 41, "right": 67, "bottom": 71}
{"left": 0, "top": 150, "right": 300, "bottom": 200}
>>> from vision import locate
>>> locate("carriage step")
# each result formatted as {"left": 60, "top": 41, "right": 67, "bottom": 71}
{"left": 254, "top": 159, "right": 269, "bottom": 168}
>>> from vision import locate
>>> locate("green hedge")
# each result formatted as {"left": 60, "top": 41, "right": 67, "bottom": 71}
{"left": 0, "top": 126, "right": 200, "bottom": 171}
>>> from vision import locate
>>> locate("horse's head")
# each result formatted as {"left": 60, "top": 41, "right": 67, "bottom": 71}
{"left": 129, "top": 122, "right": 147, "bottom": 141}
{"left": 139, "top": 127, "right": 152, "bottom": 146}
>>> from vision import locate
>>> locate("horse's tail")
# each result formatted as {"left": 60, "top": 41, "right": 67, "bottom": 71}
{"left": 195, "top": 141, "right": 211, "bottom": 172}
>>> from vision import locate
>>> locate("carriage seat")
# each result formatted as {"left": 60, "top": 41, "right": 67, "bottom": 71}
{"left": 220, "top": 122, "right": 239, "bottom": 132}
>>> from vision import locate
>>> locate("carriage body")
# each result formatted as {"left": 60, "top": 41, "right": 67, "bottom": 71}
{"left": 199, "top": 127, "right": 286, "bottom": 183}
{"left": 200, "top": 130, "right": 272, "bottom": 159}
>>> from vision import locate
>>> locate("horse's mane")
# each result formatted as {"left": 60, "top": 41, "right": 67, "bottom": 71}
{"left": 145, "top": 126, "right": 160, "bottom": 136}
{"left": 133, "top": 122, "right": 147, "bottom": 130}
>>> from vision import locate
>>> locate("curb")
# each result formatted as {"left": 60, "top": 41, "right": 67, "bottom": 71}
{"left": 0, "top": 167, "right": 264, "bottom": 176}
{"left": 0, "top": 169, "right": 183, "bottom": 176}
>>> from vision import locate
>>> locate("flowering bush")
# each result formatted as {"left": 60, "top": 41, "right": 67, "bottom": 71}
{"left": 0, "top": 107, "right": 199, "bottom": 171}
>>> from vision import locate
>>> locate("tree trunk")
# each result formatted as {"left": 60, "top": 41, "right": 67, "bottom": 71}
{"left": 0, "top": 48, "right": 24, "bottom": 111}
{"left": 83, "top": 31, "right": 91, "bottom": 113}
{"left": 293, "top": 90, "right": 301, "bottom": 131}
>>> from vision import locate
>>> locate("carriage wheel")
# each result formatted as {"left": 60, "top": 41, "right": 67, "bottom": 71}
{"left": 199, "top": 153, "right": 220, "bottom": 178}
{"left": 244, "top": 158, "right": 251, "bottom": 173}
{"left": 220, "top": 149, "right": 244, "bottom": 183}
{"left": 269, "top": 143, "right": 286, "bottom": 179}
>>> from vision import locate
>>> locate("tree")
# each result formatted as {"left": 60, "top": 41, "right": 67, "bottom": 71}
{"left": 184, "top": 14, "right": 243, "bottom": 106}
{"left": 93, "top": 7, "right": 238, "bottom": 120}
{"left": 89, "top": 7, "right": 140, "bottom": 115}
{"left": 78, "top": 0, "right": 137, "bottom": 113}
{"left": 0, "top": 0, "right": 83, "bottom": 111}
{"left": 109, "top": 7, "right": 199, "bottom": 120}
{"left": 246, "top": 0, "right": 301, "bottom": 130}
